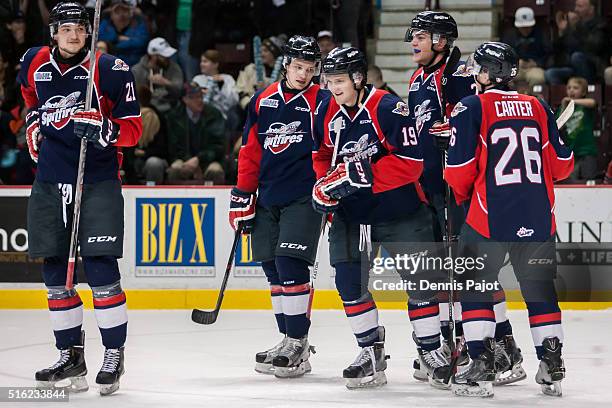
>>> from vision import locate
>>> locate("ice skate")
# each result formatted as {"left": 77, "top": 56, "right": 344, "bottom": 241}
{"left": 414, "top": 333, "right": 451, "bottom": 389}
{"left": 272, "top": 337, "right": 314, "bottom": 378}
{"left": 35, "top": 331, "right": 88, "bottom": 392}
{"left": 535, "top": 337, "right": 565, "bottom": 397}
{"left": 344, "top": 327, "right": 389, "bottom": 389}
{"left": 96, "top": 347, "right": 125, "bottom": 396}
{"left": 255, "top": 337, "right": 287, "bottom": 374}
{"left": 452, "top": 337, "right": 495, "bottom": 397}
{"left": 495, "top": 335, "right": 526, "bottom": 386}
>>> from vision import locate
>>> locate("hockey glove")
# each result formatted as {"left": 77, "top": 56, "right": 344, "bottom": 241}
{"left": 72, "top": 109, "right": 118, "bottom": 149}
{"left": 321, "top": 160, "right": 373, "bottom": 200}
{"left": 429, "top": 121, "right": 452, "bottom": 150}
{"left": 312, "top": 177, "right": 339, "bottom": 214}
{"left": 26, "top": 109, "right": 41, "bottom": 163}
{"left": 228, "top": 187, "right": 256, "bottom": 233}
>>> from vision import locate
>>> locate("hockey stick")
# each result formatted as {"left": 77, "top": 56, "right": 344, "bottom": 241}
{"left": 556, "top": 99, "right": 575, "bottom": 129}
{"left": 191, "top": 224, "right": 243, "bottom": 324}
{"left": 65, "top": 0, "right": 103, "bottom": 290}
{"left": 311, "top": 116, "right": 344, "bottom": 285}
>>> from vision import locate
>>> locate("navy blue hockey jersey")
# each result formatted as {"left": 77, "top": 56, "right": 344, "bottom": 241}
{"left": 407, "top": 59, "right": 476, "bottom": 195}
{"left": 313, "top": 86, "right": 426, "bottom": 224}
{"left": 18, "top": 47, "right": 142, "bottom": 184}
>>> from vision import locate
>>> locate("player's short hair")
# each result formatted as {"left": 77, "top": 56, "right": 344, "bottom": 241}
{"left": 567, "top": 76, "right": 588, "bottom": 97}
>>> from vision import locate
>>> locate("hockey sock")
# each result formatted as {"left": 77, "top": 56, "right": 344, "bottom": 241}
{"left": 276, "top": 256, "right": 312, "bottom": 339}
{"left": 85, "top": 257, "right": 127, "bottom": 349}
{"left": 262, "top": 260, "right": 286, "bottom": 335}
{"left": 43, "top": 257, "right": 83, "bottom": 349}
{"left": 408, "top": 299, "right": 441, "bottom": 352}
{"left": 335, "top": 262, "right": 380, "bottom": 347}
{"left": 461, "top": 301, "right": 496, "bottom": 359}
{"left": 439, "top": 301, "right": 462, "bottom": 340}
{"left": 494, "top": 290, "right": 513, "bottom": 340}
{"left": 521, "top": 280, "right": 563, "bottom": 359}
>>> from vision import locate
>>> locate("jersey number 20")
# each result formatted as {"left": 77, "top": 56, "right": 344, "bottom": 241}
{"left": 491, "top": 126, "right": 542, "bottom": 185}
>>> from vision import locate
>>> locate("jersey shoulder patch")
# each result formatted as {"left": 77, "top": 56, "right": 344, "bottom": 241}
{"left": 450, "top": 101, "right": 468, "bottom": 117}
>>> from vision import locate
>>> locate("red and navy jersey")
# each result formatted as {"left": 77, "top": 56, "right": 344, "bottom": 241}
{"left": 407, "top": 59, "right": 476, "bottom": 195}
{"left": 313, "top": 86, "right": 426, "bottom": 224}
{"left": 445, "top": 89, "right": 574, "bottom": 241}
{"left": 18, "top": 47, "right": 142, "bottom": 184}
{"left": 237, "top": 81, "right": 321, "bottom": 207}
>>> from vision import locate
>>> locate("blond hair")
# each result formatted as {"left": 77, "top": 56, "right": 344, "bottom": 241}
{"left": 567, "top": 76, "right": 588, "bottom": 97}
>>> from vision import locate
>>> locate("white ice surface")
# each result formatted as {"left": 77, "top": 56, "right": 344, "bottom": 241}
{"left": 1, "top": 309, "right": 611, "bottom": 408}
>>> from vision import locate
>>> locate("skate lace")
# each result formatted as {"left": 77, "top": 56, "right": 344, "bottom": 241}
{"left": 265, "top": 338, "right": 286, "bottom": 354}
{"left": 494, "top": 342, "right": 510, "bottom": 371}
{"left": 100, "top": 349, "right": 121, "bottom": 373}
{"left": 278, "top": 338, "right": 303, "bottom": 358}
{"left": 50, "top": 349, "right": 71, "bottom": 370}
{"left": 352, "top": 346, "right": 376, "bottom": 375}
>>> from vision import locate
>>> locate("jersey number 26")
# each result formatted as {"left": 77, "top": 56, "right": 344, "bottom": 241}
{"left": 491, "top": 126, "right": 542, "bottom": 186}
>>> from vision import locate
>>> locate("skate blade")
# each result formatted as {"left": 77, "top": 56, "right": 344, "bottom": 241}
{"left": 254, "top": 362, "right": 275, "bottom": 375}
{"left": 413, "top": 370, "right": 428, "bottom": 382}
{"left": 495, "top": 364, "right": 527, "bottom": 386}
{"left": 274, "top": 360, "right": 311, "bottom": 378}
{"left": 99, "top": 381, "right": 120, "bottom": 396}
{"left": 37, "top": 375, "right": 89, "bottom": 393}
{"left": 452, "top": 381, "right": 494, "bottom": 397}
{"left": 345, "top": 371, "right": 387, "bottom": 389}
{"left": 540, "top": 381, "right": 562, "bottom": 397}
{"left": 429, "top": 375, "right": 451, "bottom": 390}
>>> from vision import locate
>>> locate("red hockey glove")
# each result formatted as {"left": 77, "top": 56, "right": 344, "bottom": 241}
{"left": 429, "top": 121, "right": 452, "bottom": 150}
{"left": 322, "top": 160, "right": 373, "bottom": 200}
{"left": 26, "top": 109, "right": 41, "bottom": 163}
{"left": 72, "top": 109, "right": 118, "bottom": 149}
{"left": 228, "top": 187, "right": 256, "bottom": 232}
{"left": 312, "top": 177, "right": 339, "bottom": 214}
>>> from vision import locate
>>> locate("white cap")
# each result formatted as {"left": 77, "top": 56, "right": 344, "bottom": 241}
{"left": 317, "top": 30, "right": 333, "bottom": 39}
{"left": 514, "top": 7, "right": 535, "bottom": 28}
{"left": 147, "top": 37, "right": 177, "bottom": 58}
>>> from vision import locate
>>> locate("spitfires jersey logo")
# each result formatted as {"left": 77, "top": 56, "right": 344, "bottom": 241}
{"left": 414, "top": 99, "right": 434, "bottom": 134}
{"left": 451, "top": 102, "right": 468, "bottom": 117}
{"left": 40, "top": 92, "right": 84, "bottom": 130}
{"left": 338, "top": 134, "right": 379, "bottom": 163}
{"left": 112, "top": 59, "right": 130, "bottom": 71}
{"left": 516, "top": 227, "right": 535, "bottom": 238}
{"left": 392, "top": 101, "right": 410, "bottom": 116}
{"left": 262, "top": 121, "right": 305, "bottom": 154}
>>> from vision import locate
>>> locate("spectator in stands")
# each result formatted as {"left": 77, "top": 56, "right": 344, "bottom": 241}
{"left": 557, "top": 77, "right": 598, "bottom": 183}
{"left": 192, "top": 50, "right": 239, "bottom": 121}
{"left": 367, "top": 64, "right": 398, "bottom": 96}
{"left": 132, "top": 37, "right": 184, "bottom": 113}
{"left": 502, "top": 7, "right": 549, "bottom": 87}
{"left": 123, "top": 85, "right": 168, "bottom": 185}
{"left": 98, "top": 0, "right": 149, "bottom": 67}
{"left": 545, "top": 0, "right": 607, "bottom": 84}
{"left": 236, "top": 36, "right": 284, "bottom": 110}
{"left": 4, "top": 11, "right": 31, "bottom": 73}
{"left": 165, "top": 82, "right": 226, "bottom": 184}
{"left": 317, "top": 30, "right": 336, "bottom": 59}
{"left": 604, "top": 57, "right": 612, "bottom": 85}
{"left": 96, "top": 40, "right": 111, "bottom": 54}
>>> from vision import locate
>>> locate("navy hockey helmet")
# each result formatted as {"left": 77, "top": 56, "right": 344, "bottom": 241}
{"left": 49, "top": 2, "right": 91, "bottom": 38}
{"left": 405, "top": 11, "right": 458, "bottom": 49}
{"left": 469, "top": 42, "right": 518, "bottom": 84}
{"left": 321, "top": 47, "right": 367, "bottom": 90}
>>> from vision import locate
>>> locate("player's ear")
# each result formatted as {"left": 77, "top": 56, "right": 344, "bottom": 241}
{"left": 434, "top": 38, "right": 447, "bottom": 52}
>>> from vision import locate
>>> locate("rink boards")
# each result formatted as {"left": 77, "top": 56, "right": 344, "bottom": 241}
{"left": 0, "top": 185, "right": 611, "bottom": 310}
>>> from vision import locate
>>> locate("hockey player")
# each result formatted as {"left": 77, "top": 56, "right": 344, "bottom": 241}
{"left": 312, "top": 47, "right": 450, "bottom": 389}
{"left": 444, "top": 42, "right": 572, "bottom": 397}
{"left": 229, "top": 35, "right": 323, "bottom": 378}
{"left": 406, "top": 11, "right": 524, "bottom": 385}
{"left": 20, "top": 2, "right": 142, "bottom": 396}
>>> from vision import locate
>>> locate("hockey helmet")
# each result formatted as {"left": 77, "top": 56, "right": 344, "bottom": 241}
{"left": 282, "top": 35, "right": 321, "bottom": 74}
{"left": 321, "top": 47, "right": 367, "bottom": 90}
{"left": 467, "top": 42, "right": 518, "bottom": 84}
{"left": 49, "top": 2, "right": 91, "bottom": 38}
{"left": 405, "top": 11, "right": 458, "bottom": 49}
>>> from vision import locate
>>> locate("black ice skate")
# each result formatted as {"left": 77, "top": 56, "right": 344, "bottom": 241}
{"left": 413, "top": 332, "right": 451, "bottom": 389}
{"left": 343, "top": 327, "right": 389, "bottom": 389}
{"left": 96, "top": 347, "right": 125, "bottom": 396}
{"left": 452, "top": 337, "right": 496, "bottom": 397}
{"left": 535, "top": 337, "right": 565, "bottom": 397}
{"left": 494, "top": 335, "right": 526, "bottom": 386}
{"left": 272, "top": 337, "right": 314, "bottom": 378}
{"left": 35, "top": 331, "right": 88, "bottom": 392}
{"left": 255, "top": 336, "right": 286, "bottom": 374}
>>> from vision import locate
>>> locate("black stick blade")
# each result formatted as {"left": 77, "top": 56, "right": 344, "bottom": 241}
{"left": 191, "top": 308, "right": 218, "bottom": 325}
